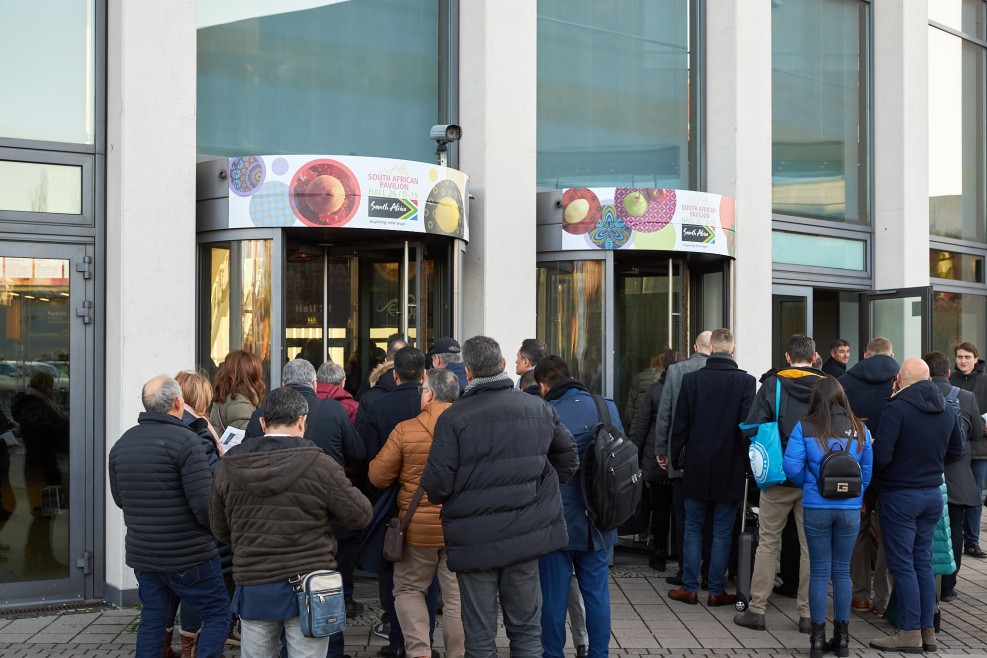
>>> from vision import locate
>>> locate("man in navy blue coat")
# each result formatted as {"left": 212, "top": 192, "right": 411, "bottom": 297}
{"left": 534, "top": 356, "right": 621, "bottom": 658}
{"left": 668, "top": 328, "right": 755, "bottom": 607}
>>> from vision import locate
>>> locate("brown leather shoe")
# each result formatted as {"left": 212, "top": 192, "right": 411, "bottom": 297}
{"left": 850, "top": 598, "right": 871, "bottom": 611}
{"left": 707, "top": 592, "right": 737, "bottom": 607}
{"left": 668, "top": 587, "right": 698, "bottom": 605}
{"left": 871, "top": 606, "right": 885, "bottom": 616}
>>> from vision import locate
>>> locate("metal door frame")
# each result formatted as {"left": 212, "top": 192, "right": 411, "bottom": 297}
{"left": 860, "top": 285, "right": 932, "bottom": 357}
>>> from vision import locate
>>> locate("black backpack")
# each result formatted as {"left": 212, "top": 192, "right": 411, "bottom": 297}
{"left": 817, "top": 437, "right": 862, "bottom": 499}
{"left": 580, "top": 395, "right": 642, "bottom": 532}
{"left": 944, "top": 386, "right": 971, "bottom": 451}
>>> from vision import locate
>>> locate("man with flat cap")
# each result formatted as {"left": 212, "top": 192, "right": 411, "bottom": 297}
{"left": 426, "top": 336, "right": 467, "bottom": 393}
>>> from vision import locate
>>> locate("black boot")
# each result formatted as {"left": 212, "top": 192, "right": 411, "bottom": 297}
{"left": 826, "top": 620, "right": 849, "bottom": 658}
{"left": 649, "top": 549, "right": 667, "bottom": 572}
{"left": 809, "top": 622, "right": 827, "bottom": 658}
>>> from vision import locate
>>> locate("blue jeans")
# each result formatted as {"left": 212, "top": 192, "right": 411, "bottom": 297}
{"left": 802, "top": 507, "right": 859, "bottom": 623}
{"left": 134, "top": 555, "right": 231, "bottom": 658}
{"left": 683, "top": 498, "right": 734, "bottom": 596}
{"left": 963, "top": 459, "right": 987, "bottom": 546}
{"left": 539, "top": 548, "right": 611, "bottom": 658}
{"left": 879, "top": 488, "right": 942, "bottom": 631}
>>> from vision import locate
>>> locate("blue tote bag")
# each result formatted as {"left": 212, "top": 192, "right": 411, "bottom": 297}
{"left": 739, "top": 381, "right": 786, "bottom": 491}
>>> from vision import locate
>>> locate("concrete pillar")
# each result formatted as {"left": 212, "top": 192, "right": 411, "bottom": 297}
{"left": 873, "top": 0, "right": 929, "bottom": 289}
{"left": 103, "top": 1, "right": 197, "bottom": 602}
{"left": 458, "top": 1, "right": 537, "bottom": 362}
{"left": 705, "top": 1, "right": 774, "bottom": 379}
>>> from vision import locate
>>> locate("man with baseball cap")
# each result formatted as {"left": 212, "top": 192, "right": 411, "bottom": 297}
{"left": 426, "top": 337, "right": 467, "bottom": 393}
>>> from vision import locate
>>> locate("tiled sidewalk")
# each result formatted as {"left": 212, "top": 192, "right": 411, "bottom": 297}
{"left": 3, "top": 549, "right": 987, "bottom": 657}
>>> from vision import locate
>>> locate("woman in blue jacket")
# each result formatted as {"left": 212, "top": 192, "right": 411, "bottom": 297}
{"left": 783, "top": 376, "right": 873, "bottom": 658}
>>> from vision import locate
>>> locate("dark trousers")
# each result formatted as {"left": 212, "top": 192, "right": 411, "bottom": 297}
{"left": 941, "top": 502, "right": 968, "bottom": 595}
{"left": 778, "top": 511, "right": 801, "bottom": 593}
{"left": 331, "top": 522, "right": 361, "bottom": 600}
{"left": 650, "top": 482, "right": 674, "bottom": 553}
{"left": 879, "top": 488, "right": 941, "bottom": 631}
{"left": 458, "top": 559, "right": 541, "bottom": 658}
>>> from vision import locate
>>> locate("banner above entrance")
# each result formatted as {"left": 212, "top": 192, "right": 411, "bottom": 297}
{"left": 226, "top": 155, "right": 469, "bottom": 241}
{"left": 557, "top": 188, "right": 735, "bottom": 257}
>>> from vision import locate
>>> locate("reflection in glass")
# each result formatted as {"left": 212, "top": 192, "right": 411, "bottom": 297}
{"left": 773, "top": 296, "right": 808, "bottom": 369}
{"left": 933, "top": 291, "right": 987, "bottom": 356}
{"left": 0, "top": 1, "right": 95, "bottom": 144}
{"left": 871, "top": 297, "right": 924, "bottom": 361}
{"left": 536, "top": 261, "right": 604, "bottom": 393}
{"left": 773, "top": 0, "right": 870, "bottom": 223}
{"left": 0, "top": 257, "right": 71, "bottom": 583}
{"left": 0, "top": 162, "right": 82, "bottom": 215}
{"left": 930, "top": 249, "right": 985, "bottom": 283}
{"left": 772, "top": 231, "right": 866, "bottom": 270}
{"left": 928, "top": 27, "right": 986, "bottom": 242}
{"left": 537, "top": 0, "right": 694, "bottom": 189}
{"left": 928, "top": 0, "right": 985, "bottom": 39}
{"left": 197, "top": 1, "right": 440, "bottom": 159}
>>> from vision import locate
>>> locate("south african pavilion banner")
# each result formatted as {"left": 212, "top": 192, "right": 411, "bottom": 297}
{"left": 226, "top": 155, "right": 469, "bottom": 241}
{"left": 559, "top": 188, "right": 736, "bottom": 257}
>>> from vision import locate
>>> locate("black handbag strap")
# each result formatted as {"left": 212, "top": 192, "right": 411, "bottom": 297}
{"left": 303, "top": 397, "right": 323, "bottom": 440}
{"left": 400, "top": 486, "right": 425, "bottom": 531}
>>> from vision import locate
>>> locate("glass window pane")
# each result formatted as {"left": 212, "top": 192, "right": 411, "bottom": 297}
{"left": 771, "top": 231, "right": 866, "bottom": 270}
{"left": 0, "top": 162, "right": 82, "bottom": 215}
{"left": 930, "top": 248, "right": 985, "bottom": 282}
{"left": 928, "top": 27, "right": 986, "bottom": 242}
{"left": 0, "top": 257, "right": 71, "bottom": 583}
{"left": 933, "top": 291, "right": 987, "bottom": 356}
{"left": 536, "top": 261, "right": 604, "bottom": 393}
{"left": 241, "top": 241, "right": 272, "bottom": 382}
{"left": 537, "top": 1, "right": 693, "bottom": 189}
{"left": 929, "top": 0, "right": 986, "bottom": 39}
{"left": 0, "top": 1, "right": 95, "bottom": 144}
{"left": 773, "top": 0, "right": 870, "bottom": 223}
{"left": 871, "top": 296, "right": 924, "bottom": 361}
{"left": 197, "top": 1, "right": 440, "bottom": 160}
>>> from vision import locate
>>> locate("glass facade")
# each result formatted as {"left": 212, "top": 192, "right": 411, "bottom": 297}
{"left": 0, "top": 162, "right": 82, "bottom": 215}
{"left": 772, "top": 0, "right": 870, "bottom": 223}
{"left": 930, "top": 248, "right": 985, "bottom": 283}
{"left": 0, "top": 1, "right": 96, "bottom": 144}
{"left": 537, "top": 0, "right": 694, "bottom": 189}
{"left": 933, "top": 291, "right": 987, "bottom": 355}
{"left": 771, "top": 231, "right": 867, "bottom": 271}
{"left": 929, "top": 0, "right": 985, "bottom": 39}
{"left": 197, "top": 0, "right": 442, "bottom": 160}
{"left": 928, "top": 24, "right": 986, "bottom": 242}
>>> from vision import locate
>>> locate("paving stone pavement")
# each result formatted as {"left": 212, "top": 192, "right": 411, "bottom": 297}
{"left": 4, "top": 549, "right": 987, "bottom": 657}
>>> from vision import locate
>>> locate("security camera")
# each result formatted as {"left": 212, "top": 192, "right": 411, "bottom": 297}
{"left": 430, "top": 124, "right": 462, "bottom": 143}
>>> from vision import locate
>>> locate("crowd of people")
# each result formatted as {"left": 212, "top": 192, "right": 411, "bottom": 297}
{"left": 106, "top": 329, "right": 985, "bottom": 658}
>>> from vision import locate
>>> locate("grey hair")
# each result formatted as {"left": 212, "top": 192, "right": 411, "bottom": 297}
{"left": 317, "top": 361, "right": 346, "bottom": 385}
{"left": 437, "top": 351, "right": 463, "bottom": 364}
{"left": 462, "top": 336, "right": 504, "bottom": 378}
{"left": 425, "top": 368, "right": 460, "bottom": 403}
{"left": 283, "top": 358, "right": 317, "bottom": 387}
{"left": 261, "top": 387, "right": 311, "bottom": 428}
{"left": 142, "top": 376, "right": 182, "bottom": 413}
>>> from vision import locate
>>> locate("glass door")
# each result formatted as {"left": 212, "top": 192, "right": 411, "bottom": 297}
{"left": 773, "top": 285, "right": 813, "bottom": 369}
{"left": 0, "top": 243, "right": 93, "bottom": 604}
{"left": 860, "top": 286, "right": 932, "bottom": 359}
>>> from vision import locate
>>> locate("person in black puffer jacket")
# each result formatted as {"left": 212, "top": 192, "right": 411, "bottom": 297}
{"left": 108, "top": 375, "right": 230, "bottom": 658}
{"left": 632, "top": 349, "right": 685, "bottom": 571}
{"left": 422, "top": 336, "right": 577, "bottom": 658}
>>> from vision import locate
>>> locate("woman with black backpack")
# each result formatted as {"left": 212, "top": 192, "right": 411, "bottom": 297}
{"left": 783, "top": 376, "right": 873, "bottom": 658}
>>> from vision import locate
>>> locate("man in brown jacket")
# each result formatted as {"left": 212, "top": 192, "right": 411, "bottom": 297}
{"left": 211, "top": 387, "right": 372, "bottom": 658}
{"left": 369, "top": 368, "right": 464, "bottom": 658}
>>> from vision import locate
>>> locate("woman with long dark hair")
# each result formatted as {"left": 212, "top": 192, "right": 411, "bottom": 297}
{"left": 783, "top": 376, "right": 873, "bottom": 658}
{"left": 209, "top": 350, "right": 265, "bottom": 434}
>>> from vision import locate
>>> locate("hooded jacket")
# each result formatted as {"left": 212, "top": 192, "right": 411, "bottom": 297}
{"left": 210, "top": 435, "right": 372, "bottom": 585}
{"left": 421, "top": 378, "right": 578, "bottom": 572}
{"left": 355, "top": 362, "right": 396, "bottom": 438}
{"left": 838, "top": 354, "right": 899, "bottom": 434}
{"left": 316, "top": 382, "right": 358, "bottom": 425}
{"left": 872, "top": 379, "right": 964, "bottom": 493}
{"left": 743, "top": 366, "right": 826, "bottom": 486}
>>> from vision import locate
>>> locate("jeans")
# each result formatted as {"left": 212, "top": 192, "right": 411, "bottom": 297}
{"left": 393, "top": 547, "right": 464, "bottom": 658}
{"left": 963, "top": 459, "right": 987, "bottom": 546}
{"left": 134, "top": 555, "right": 231, "bottom": 658}
{"left": 240, "top": 617, "right": 330, "bottom": 658}
{"left": 539, "top": 549, "right": 610, "bottom": 658}
{"left": 457, "top": 559, "right": 541, "bottom": 658}
{"left": 802, "top": 507, "right": 860, "bottom": 623}
{"left": 879, "top": 487, "right": 942, "bottom": 631}
{"left": 748, "top": 485, "right": 810, "bottom": 616}
{"left": 683, "top": 498, "right": 734, "bottom": 596}
{"left": 941, "top": 502, "right": 967, "bottom": 595}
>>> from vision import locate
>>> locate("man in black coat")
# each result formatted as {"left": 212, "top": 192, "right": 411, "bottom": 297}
{"left": 109, "top": 376, "right": 230, "bottom": 658}
{"left": 839, "top": 336, "right": 899, "bottom": 614}
{"left": 949, "top": 341, "right": 987, "bottom": 558}
{"left": 422, "top": 335, "right": 578, "bottom": 658}
{"left": 821, "top": 339, "right": 850, "bottom": 378}
{"left": 668, "top": 329, "right": 755, "bottom": 607}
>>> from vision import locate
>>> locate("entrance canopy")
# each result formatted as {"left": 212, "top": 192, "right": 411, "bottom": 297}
{"left": 222, "top": 155, "right": 469, "bottom": 241}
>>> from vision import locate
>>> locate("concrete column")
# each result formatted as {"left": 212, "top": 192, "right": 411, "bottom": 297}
{"left": 705, "top": 2, "right": 774, "bottom": 379}
{"left": 873, "top": 0, "right": 929, "bottom": 289}
{"left": 458, "top": 1, "right": 537, "bottom": 362}
{"left": 104, "top": 1, "right": 197, "bottom": 602}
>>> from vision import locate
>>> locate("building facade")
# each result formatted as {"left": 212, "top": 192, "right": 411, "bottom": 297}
{"left": 0, "top": 0, "right": 982, "bottom": 607}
